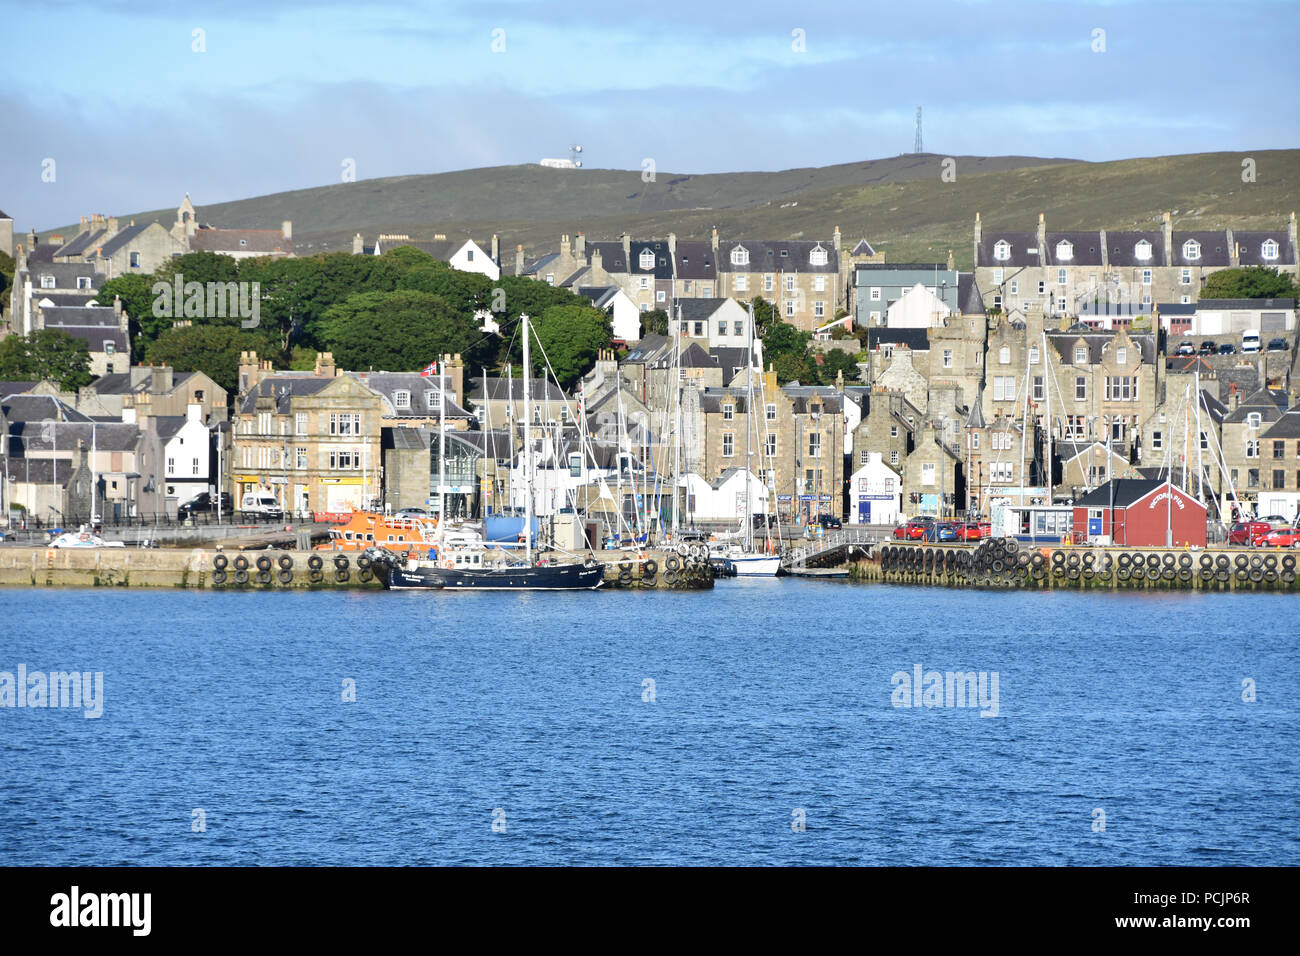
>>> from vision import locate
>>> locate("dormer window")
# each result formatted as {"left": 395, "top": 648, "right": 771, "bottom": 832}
{"left": 394, "top": 389, "right": 410, "bottom": 409}
{"left": 993, "top": 240, "right": 1011, "bottom": 261}
{"left": 730, "top": 246, "right": 749, "bottom": 267}
{"left": 1262, "top": 239, "right": 1279, "bottom": 261}
{"left": 809, "top": 245, "right": 828, "bottom": 266}
{"left": 1055, "top": 240, "right": 1073, "bottom": 261}
{"left": 1247, "top": 412, "right": 1261, "bottom": 430}
{"left": 1074, "top": 346, "right": 1087, "bottom": 364}
{"left": 1134, "top": 240, "right": 1152, "bottom": 261}
{"left": 427, "top": 389, "right": 440, "bottom": 409}
{"left": 40, "top": 275, "right": 55, "bottom": 289}
{"left": 1182, "top": 239, "right": 1201, "bottom": 261}
{"left": 639, "top": 249, "right": 654, "bottom": 270}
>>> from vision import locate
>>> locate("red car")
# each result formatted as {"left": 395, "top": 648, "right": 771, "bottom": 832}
{"left": 956, "top": 521, "right": 990, "bottom": 541}
{"left": 893, "top": 517, "right": 935, "bottom": 540}
{"left": 1228, "top": 520, "right": 1270, "bottom": 545}
{"left": 1256, "top": 527, "right": 1300, "bottom": 548}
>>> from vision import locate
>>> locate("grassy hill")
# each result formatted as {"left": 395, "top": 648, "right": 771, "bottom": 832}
{"left": 43, "top": 150, "right": 1300, "bottom": 269}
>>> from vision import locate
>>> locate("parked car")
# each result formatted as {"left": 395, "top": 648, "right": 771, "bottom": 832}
{"left": 815, "top": 513, "right": 842, "bottom": 530}
{"left": 923, "top": 521, "right": 960, "bottom": 542}
{"left": 1228, "top": 520, "right": 1270, "bottom": 545}
{"left": 1175, "top": 340, "right": 1195, "bottom": 356}
{"left": 177, "top": 492, "right": 233, "bottom": 518}
{"left": 1241, "top": 328, "right": 1261, "bottom": 353}
{"left": 1198, "top": 340, "right": 1217, "bottom": 355}
{"left": 750, "top": 513, "right": 778, "bottom": 529}
{"left": 239, "top": 492, "right": 284, "bottom": 519}
{"left": 1217, "top": 343, "right": 1236, "bottom": 355}
{"left": 893, "top": 516, "right": 936, "bottom": 540}
{"left": 1258, "top": 527, "right": 1300, "bottom": 547}
{"left": 956, "top": 521, "right": 990, "bottom": 541}
{"left": 393, "top": 507, "right": 429, "bottom": 520}
{"left": 1260, "top": 514, "right": 1292, "bottom": 529}
{"left": 1267, "top": 337, "right": 1288, "bottom": 352}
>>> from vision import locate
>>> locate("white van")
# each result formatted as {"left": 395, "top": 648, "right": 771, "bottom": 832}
{"left": 1242, "top": 328, "right": 1261, "bottom": 353}
{"left": 240, "top": 492, "right": 283, "bottom": 518}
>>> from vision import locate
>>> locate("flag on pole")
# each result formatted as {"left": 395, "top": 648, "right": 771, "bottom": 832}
{"left": 419, "top": 361, "right": 438, "bottom": 378}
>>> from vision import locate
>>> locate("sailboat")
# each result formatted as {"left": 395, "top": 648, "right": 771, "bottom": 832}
{"left": 366, "top": 312, "right": 604, "bottom": 590}
{"left": 707, "top": 304, "right": 781, "bottom": 577}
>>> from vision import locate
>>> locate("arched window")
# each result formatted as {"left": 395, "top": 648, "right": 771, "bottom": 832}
{"left": 730, "top": 246, "right": 750, "bottom": 267}
{"left": 638, "top": 248, "right": 655, "bottom": 270}
{"left": 1055, "top": 240, "right": 1073, "bottom": 261}
{"left": 1134, "top": 240, "right": 1152, "bottom": 261}
{"left": 1182, "top": 239, "right": 1201, "bottom": 261}
{"left": 993, "top": 240, "right": 1011, "bottom": 261}
{"left": 999, "top": 346, "right": 1010, "bottom": 365}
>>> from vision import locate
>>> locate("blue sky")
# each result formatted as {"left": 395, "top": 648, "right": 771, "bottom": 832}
{"left": 4, "top": 0, "right": 1298, "bottom": 229}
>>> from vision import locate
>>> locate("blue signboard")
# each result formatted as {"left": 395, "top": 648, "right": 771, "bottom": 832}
{"left": 777, "top": 495, "right": 793, "bottom": 502}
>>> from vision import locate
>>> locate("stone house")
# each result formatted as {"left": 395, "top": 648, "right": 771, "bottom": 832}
{"left": 1219, "top": 385, "right": 1291, "bottom": 517}
{"left": 901, "top": 424, "right": 963, "bottom": 518}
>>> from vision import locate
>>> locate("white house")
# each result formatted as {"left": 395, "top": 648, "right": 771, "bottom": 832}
{"left": 886, "top": 283, "right": 951, "bottom": 329}
{"left": 675, "top": 298, "right": 754, "bottom": 350}
{"left": 680, "top": 467, "right": 769, "bottom": 521}
{"left": 447, "top": 239, "right": 501, "bottom": 280}
{"left": 848, "top": 452, "right": 901, "bottom": 525}
{"left": 153, "top": 404, "right": 212, "bottom": 509}
{"left": 576, "top": 286, "right": 640, "bottom": 343}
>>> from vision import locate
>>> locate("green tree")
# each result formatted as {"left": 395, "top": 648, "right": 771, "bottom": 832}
{"left": 0, "top": 329, "right": 94, "bottom": 389}
{"left": 320, "top": 289, "right": 493, "bottom": 373}
{"left": 154, "top": 250, "right": 240, "bottom": 286}
{"left": 1200, "top": 266, "right": 1300, "bottom": 300}
{"left": 94, "top": 274, "right": 161, "bottom": 361}
{"left": 145, "top": 324, "right": 270, "bottom": 393}
{"left": 761, "top": 317, "right": 813, "bottom": 383}
{"left": 526, "top": 304, "right": 613, "bottom": 389}
{"left": 640, "top": 308, "right": 669, "bottom": 337}
{"left": 0, "top": 250, "right": 14, "bottom": 317}
{"left": 817, "top": 348, "right": 862, "bottom": 384}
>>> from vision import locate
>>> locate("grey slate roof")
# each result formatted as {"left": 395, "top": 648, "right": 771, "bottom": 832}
{"left": 1074, "top": 478, "right": 1166, "bottom": 508}
{"left": 852, "top": 239, "right": 876, "bottom": 256}
{"left": 674, "top": 241, "right": 715, "bottom": 280}
{"left": 977, "top": 232, "right": 1039, "bottom": 267}
{"left": 0, "top": 381, "right": 38, "bottom": 398}
{"left": 621, "top": 335, "right": 669, "bottom": 365}
{"left": 575, "top": 286, "right": 619, "bottom": 310}
{"left": 1172, "top": 231, "right": 1231, "bottom": 267}
{"left": 355, "top": 372, "right": 472, "bottom": 419}
{"left": 1223, "top": 387, "right": 1289, "bottom": 424}
{"left": 1104, "top": 231, "right": 1165, "bottom": 267}
{"left": 39, "top": 305, "right": 120, "bottom": 327}
{"left": 676, "top": 298, "right": 726, "bottom": 321}
{"left": 867, "top": 327, "right": 929, "bottom": 351}
{"left": 1196, "top": 298, "right": 1295, "bottom": 310}
{"left": 717, "top": 239, "right": 839, "bottom": 274}
{"left": 94, "top": 222, "right": 153, "bottom": 257}
{"left": 628, "top": 240, "right": 674, "bottom": 278}
{"left": 151, "top": 416, "right": 187, "bottom": 443}
{"left": 957, "top": 273, "right": 985, "bottom": 314}
{"left": 468, "top": 376, "right": 567, "bottom": 403}
{"left": 53, "top": 229, "right": 107, "bottom": 259}
{"left": 1233, "top": 231, "right": 1296, "bottom": 266}
{"left": 519, "top": 252, "right": 559, "bottom": 276}
{"left": 3, "top": 458, "right": 74, "bottom": 485}
{"left": 1046, "top": 330, "right": 1157, "bottom": 365}
{"left": 189, "top": 227, "right": 292, "bottom": 255}
{"left": 238, "top": 376, "right": 333, "bottom": 414}
{"left": 0, "top": 395, "right": 92, "bottom": 423}
{"left": 7, "top": 421, "right": 140, "bottom": 454}
{"left": 29, "top": 262, "right": 102, "bottom": 289}
{"left": 1261, "top": 406, "right": 1300, "bottom": 439}
{"left": 1044, "top": 232, "right": 1105, "bottom": 266}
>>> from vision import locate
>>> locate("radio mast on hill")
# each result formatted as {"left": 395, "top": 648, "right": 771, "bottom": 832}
{"left": 913, "top": 107, "right": 923, "bottom": 153}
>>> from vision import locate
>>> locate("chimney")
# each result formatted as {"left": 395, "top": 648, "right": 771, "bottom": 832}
{"left": 833, "top": 225, "right": 842, "bottom": 251}
{"left": 590, "top": 246, "right": 604, "bottom": 277}
{"left": 352, "top": 233, "right": 364, "bottom": 255}
{"left": 491, "top": 234, "right": 501, "bottom": 262}
{"left": 1230, "top": 383, "right": 1240, "bottom": 412}
{"left": 282, "top": 220, "right": 292, "bottom": 241}
{"left": 113, "top": 295, "right": 122, "bottom": 317}
{"left": 80, "top": 216, "right": 88, "bottom": 233}
{"left": 574, "top": 232, "right": 585, "bottom": 260}
{"left": 946, "top": 248, "right": 954, "bottom": 272}
{"left": 1226, "top": 229, "right": 1239, "bottom": 266}
{"left": 187, "top": 402, "right": 202, "bottom": 423}
{"left": 1036, "top": 213, "right": 1046, "bottom": 262}
{"left": 667, "top": 232, "right": 677, "bottom": 261}
{"left": 1289, "top": 211, "right": 1298, "bottom": 252}
{"left": 107, "top": 216, "right": 119, "bottom": 234}
{"left": 560, "top": 233, "right": 571, "bottom": 260}
{"left": 711, "top": 226, "right": 719, "bottom": 261}
{"left": 973, "top": 212, "right": 982, "bottom": 265}
{"left": 121, "top": 405, "right": 137, "bottom": 425}
{"left": 238, "top": 351, "right": 260, "bottom": 393}
{"left": 315, "top": 352, "right": 337, "bottom": 378}
{"left": 151, "top": 366, "right": 173, "bottom": 394}
{"left": 1162, "top": 211, "right": 1173, "bottom": 266}
{"left": 447, "top": 353, "right": 465, "bottom": 406}
{"left": 515, "top": 244, "right": 525, "bottom": 275}
{"left": 621, "top": 233, "right": 631, "bottom": 264}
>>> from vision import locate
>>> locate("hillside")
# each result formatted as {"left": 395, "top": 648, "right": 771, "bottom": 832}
{"left": 41, "top": 150, "right": 1300, "bottom": 269}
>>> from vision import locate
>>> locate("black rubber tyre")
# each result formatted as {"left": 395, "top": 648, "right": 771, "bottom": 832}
{"left": 1235, "top": 554, "right": 1249, "bottom": 570}
{"left": 1067, "top": 553, "right": 1081, "bottom": 569}
{"left": 1216, "top": 569, "right": 1230, "bottom": 583}
{"left": 1146, "top": 567, "right": 1160, "bottom": 581}
{"left": 617, "top": 570, "right": 632, "bottom": 585}
{"left": 1264, "top": 554, "right": 1277, "bottom": 570}
{"left": 1235, "top": 568, "right": 1248, "bottom": 581}
{"left": 1200, "top": 553, "right": 1213, "bottom": 569}
{"left": 213, "top": 554, "right": 229, "bottom": 570}
{"left": 234, "top": 555, "right": 249, "bottom": 571}
{"left": 278, "top": 554, "right": 293, "bottom": 570}
{"left": 1117, "top": 568, "right": 1131, "bottom": 581}
{"left": 309, "top": 569, "right": 324, "bottom": 584}
{"left": 1162, "top": 553, "right": 1176, "bottom": 569}
{"left": 234, "top": 569, "right": 249, "bottom": 585}
{"left": 308, "top": 554, "right": 324, "bottom": 571}
{"left": 334, "top": 555, "right": 350, "bottom": 570}
{"left": 1249, "top": 554, "right": 1263, "bottom": 570}
{"left": 643, "top": 559, "right": 658, "bottom": 576}
{"left": 1067, "top": 568, "right": 1080, "bottom": 580}
{"left": 1217, "top": 555, "right": 1230, "bottom": 571}
{"left": 665, "top": 555, "right": 681, "bottom": 572}
{"left": 212, "top": 569, "right": 227, "bottom": 585}
{"left": 277, "top": 569, "right": 292, "bottom": 584}
{"left": 256, "top": 569, "right": 272, "bottom": 585}
{"left": 357, "top": 554, "right": 372, "bottom": 570}
{"left": 256, "top": 555, "right": 273, "bottom": 572}
{"left": 1146, "top": 553, "right": 1160, "bottom": 569}
{"left": 1178, "top": 554, "right": 1193, "bottom": 569}
{"left": 1031, "top": 553, "right": 1045, "bottom": 569}
{"left": 1250, "top": 569, "right": 1264, "bottom": 583}
{"left": 359, "top": 569, "right": 373, "bottom": 583}
{"left": 662, "top": 570, "right": 677, "bottom": 586}
{"left": 1264, "top": 569, "right": 1277, "bottom": 583}
{"left": 1177, "top": 568, "right": 1192, "bottom": 582}
{"left": 335, "top": 569, "right": 349, "bottom": 583}
{"left": 1117, "top": 553, "right": 1131, "bottom": 569}
{"left": 1284, "top": 554, "right": 1297, "bottom": 571}
{"left": 1282, "top": 570, "right": 1295, "bottom": 584}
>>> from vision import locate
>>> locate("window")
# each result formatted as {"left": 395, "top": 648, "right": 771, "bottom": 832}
{"left": 992, "top": 376, "right": 1016, "bottom": 402}
{"left": 765, "top": 275, "right": 774, "bottom": 292}
{"left": 1075, "top": 376, "right": 1087, "bottom": 401}
{"left": 1182, "top": 295, "right": 1191, "bottom": 304}
{"left": 1201, "top": 433, "right": 1209, "bottom": 451}
{"left": 785, "top": 301, "right": 795, "bottom": 317}
{"left": 466, "top": 249, "right": 473, "bottom": 261}
{"left": 1274, "top": 440, "right": 1286, "bottom": 459}
{"left": 258, "top": 412, "right": 272, "bottom": 434}
{"left": 1181, "top": 268, "right": 1192, "bottom": 285}
{"left": 639, "top": 249, "right": 655, "bottom": 270}
{"left": 394, "top": 390, "right": 410, "bottom": 409}
{"left": 1152, "top": 431, "right": 1163, "bottom": 450}
{"left": 427, "top": 389, "right": 441, "bottom": 410}
{"left": 545, "top": 274, "right": 555, "bottom": 285}
{"left": 1142, "top": 269, "right": 1152, "bottom": 286}
{"left": 40, "top": 274, "right": 55, "bottom": 289}
{"left": 129, "top": 252, "right": 141, "bottom": 268}
{"left": 922, "top": 463, "right": 936, "bottom": 485}
{"left": 766, "top": 434, "right": 777, "bottom": 457}
{"left": 1247, "top": 413, "right": 1261, "bottom": 429}
{"left": 1104, "top": 376, "right": 1135, "bottom": 401}
{"left": 1262, "top": 239, "right": 1279, "bottom": 261}
{"left": 999, "top": 346, "right": 1010, "bottom": 365}
{"left": 730, "top": 246, "right": 749, "bottom": 267}
{"left": 639, "top": 276, "right": 649, "bottom": 290}
{"left": 1074, "top": 346, "right": 1087, "bottom": 364}
{"left": 1279, "top": 469, "right": 1290, "bottom": 489}
{"left": 1038, "top": 281, "right": 1046, "bottom": 295}
{"left": 722, "top": 403, "right": 734, "bottom": 421}
{"left": 569, "top": 455, "right": 582, "bottom": 478}
{"left": 1032, "top": 376, "right": 1044, "bottom": 401}
{"left": 717, "top": 321, "right": 727, "bottom": 338}
{"left": 1009, "top": 280, "right": 1018, "bottom": 295}
{"left": 296, "top": 447, "right": 307, "bottom": 469}
{"left": 722, "top": 433, "right": 734, "bottom": 457}
{"left": 890, "top": 425, "right": 899, "bottom": 438}
{"left": 1066, "top": 416, "right": 1086, "bottom": 439}
{"left": 992, "top": 431, "right": 1012, "bottom": 451}
{"left": 1135, "top": 240, "right": 1152, "bottom": 261}
{"left": 1246, "top": 440, "right": 1259, "bottom": 459}
{"left": 1116, "top": 346, "right": 1127, "bottom": 365}
{"left": 859, "top": 448, "right": 869, "bottom": 465}
{"left": 990, "top": 462, "right": 1014, "bottom": 483}
{"left": 1248, "top": 468, "right": 1260, "bottom": 488}
{"left": 993, "top": 268, "right": 1004, "bottom": 284}
{"left": 329, "top": 413, "right": 360, "bottom": 435}
{"left": 560, "top": 405, "right": 570, "bottom": 424}
{"left": 881, "top": 344, "right": 893, "bottom": 359}
{"left": 77, "top": 276, "right": 92, "bottom": 289}
{"left": 814, "top": 276, "right": 826, "bottom": 292}
{"left": 656, "top": 290, "right": 666, "bottom": 302}
{"left": 889, "top": 450, "right": 899, "bottom": 465}
{"left": 808, "top": 433, "right": 821, "bottom": 458}
{"left": 942, "top": 349, "right": 953, "bottom": 368}
{"left": 870, "top": 287, "right": 882, "bottom": 301}
{"left": 785, "top": 276, "right": 795, "bottom": 293}
{"left": 810, "top": 246, "right": 828, "bottom": 266}
{"left": 993, "top": 240, "right": 1011, "bottom": 261}
{"left": 766, "top": 404, "right": 777, "bottom": 421}
{"left": 814, "top": 301, "right": 826, "bottom": 318}
{"left": 1056, "top": 240, "right": 1073, "bottom": 261}
{"left": 1057, "top": 268, "right": 1067, "bottom": 286}
{"left": 1182, "top": 239, "right": 1200, "bottom": 261}
{"left": 104, "top": 341, "right": 115, "bottom": 355}
{"left": 694, "top": 321, "right": 704, "bottom": 336}
{"left": 734, "top": 322, "right": 743, "bottom": 336}
{"left": 167, "top": 457, "right": 175, "bottom": 473}
{"left": 969, "top": 432, "right": 980, "bottom": 450}
{"left": 734, "top": 275, "right": 747, "bottom": 292}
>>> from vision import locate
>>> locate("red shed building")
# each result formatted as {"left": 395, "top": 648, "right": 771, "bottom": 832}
{"left": 1072, "top": 479, "right": 1207, "bottom": 547}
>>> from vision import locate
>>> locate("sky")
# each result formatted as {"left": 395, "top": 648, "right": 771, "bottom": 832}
{"left": 4, "top": 0, "right": 1298, "bottom": 230}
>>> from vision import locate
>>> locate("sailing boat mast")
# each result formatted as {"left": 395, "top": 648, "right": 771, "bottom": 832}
{"left": 745, "top": 303, "right": 755, "bottom": 551}
{"left": 672, "top": 303, "right": 682, "bottom": 537}
{"left": 522, "top": 314, "right": 533, "bottom": 564}
{"left": 438, "top": 358, "right": 446, "bottom": 521}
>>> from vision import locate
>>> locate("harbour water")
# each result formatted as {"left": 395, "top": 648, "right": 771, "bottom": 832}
{"left": 1, "top": 581, "right": 1296, "bottom": 865}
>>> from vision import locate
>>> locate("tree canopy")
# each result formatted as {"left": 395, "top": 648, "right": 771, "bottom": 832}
{"left": 526, "top": 305, "right": 613, "bottom": 390}
{"left": 145, "top": 325, "right": 269, "bottom": 393}
{"left": 319, "top": 289, "right": 494, "bottom": 373}
{"left": 0, "top": 329, "right": 94, "bottom": 389}
{"left": 1200, "top": 266, "right": 1299, "bottom": 300}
